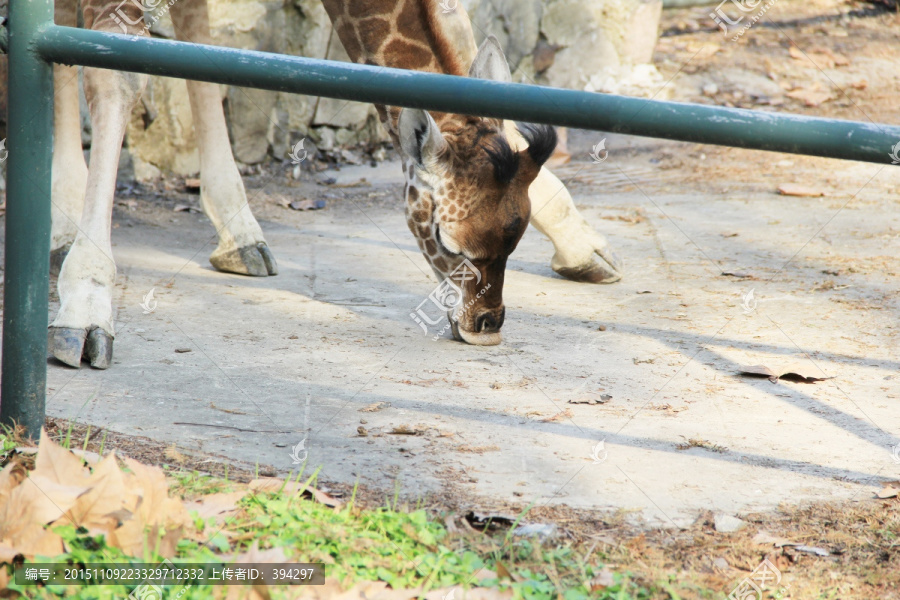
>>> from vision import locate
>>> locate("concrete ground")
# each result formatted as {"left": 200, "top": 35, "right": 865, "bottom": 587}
{"left": 38, "top": 128, "right": 900, "bottom": 528}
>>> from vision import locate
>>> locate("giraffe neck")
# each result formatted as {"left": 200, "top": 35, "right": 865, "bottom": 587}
{"left": 319, "top": 0, "right": 478, "bottom": 135}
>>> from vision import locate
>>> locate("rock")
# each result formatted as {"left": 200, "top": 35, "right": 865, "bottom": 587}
{"left": 469, "top": 0, "right": 544, "bottom": 71}
{"left": 512, "top": 523, "right": 558, "bottom": 538}
{"left": 227, "top": 86, "right": 277, "bottom": 165}
{"left": 714, "top": 514, "right": 746, "bottom": 533}
{"left": 312, "top": 127, "right": 337, "bottom": 152}
{"left": 587, "top": 63, "right": 667, "bottom": 97}
{"left": 624, "top": 0, "right": 663, "bottom": 64}
{"left": 122, "top": 0, "right": 665, "bottom": 175}
{"left": 541, "top": 0, "right": 663, "bottom": 91}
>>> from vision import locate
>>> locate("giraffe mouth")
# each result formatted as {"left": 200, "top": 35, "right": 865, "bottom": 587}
{"left": 450, "top": 318, "right": 502, "bottom": 346}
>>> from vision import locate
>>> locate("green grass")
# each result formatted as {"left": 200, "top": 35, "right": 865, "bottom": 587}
{"left": 6, "top": 468, "right": 659, "bottom": 599}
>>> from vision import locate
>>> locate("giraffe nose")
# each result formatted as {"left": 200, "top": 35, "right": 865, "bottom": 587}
{"left": 475, "top": 308, "right": 505, "bottom": 333}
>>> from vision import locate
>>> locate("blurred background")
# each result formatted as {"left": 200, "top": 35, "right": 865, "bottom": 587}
{"left": 0, "top": 0, "right": 895, "bottom": 186}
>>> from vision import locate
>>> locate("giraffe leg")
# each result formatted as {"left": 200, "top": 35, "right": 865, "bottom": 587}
{"left": 48, "top": 6, "right": 149, "bottom": 368}
{"left": 169, "top": 0, "right": 277, "bottom": 277}
{"left": 505, "top": 122, "right": 622, "bottom": 283}
{"left": 528, "top": 166, "right": 623, "bottom": 284}
{"left": 50, "top": 1, "right": 88, "bottom": 273}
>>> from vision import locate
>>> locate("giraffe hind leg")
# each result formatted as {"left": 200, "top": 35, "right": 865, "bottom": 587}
{"left": 169, "top": 0, "right": 277, "bottom": 277}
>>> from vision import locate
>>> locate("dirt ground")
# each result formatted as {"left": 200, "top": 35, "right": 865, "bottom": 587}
{"left": 2, "top": 1, "right": 899, "bottom": 594}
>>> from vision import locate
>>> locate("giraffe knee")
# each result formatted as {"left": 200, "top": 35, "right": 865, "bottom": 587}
{"left": 83, "top": 67, "right": 148, "bottom": 115}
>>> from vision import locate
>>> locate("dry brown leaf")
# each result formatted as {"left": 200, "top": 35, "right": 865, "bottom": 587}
{"left": 0, "top": 461, "right": 27, "bottom": 506}
{"left": 778, "top": 183, "right": 825, "bottom": 197}
{"left": 388, "top": 425, "right": 426, "bottom": 436}
{"left": 8, "top": 527, "right": 65, "bottom": 557}
{"left": 122, "top": 457, "right": 188, "bottom": 526}
{"left": 164, "top": 444, "right": 189, "bottom": 465}
{"left": 69, "top": 448, "right": 102, "bottom": 464}
{"left": 109, "top": 518, "right": 184, "bottom": 559}
{"left": 540, "top": 408, "right": 573, "bottom": 422}
{"left": 0, "top": 474, "right": 88, "bottom": 532}
{"left": 359, "top": 401, "right": 391, "bottom": 412}
{"left": 788, "top": 45, "right": 849, "bottom": 69}
{"left": 33, "top": 428, "right": 91, "bottom": 487}
{"left": 249, "top": 478, "right": 343, "bottom": 509}
{"left": 59, "top": 452, "right": 129, "bottom": 532}
{"left": 738, "top": 363, "right": 833, "bottom": 383}
{"left": 495, "top": 561, "right": 523, "bottom": 583}
{"left": 876, "top": 485, "right": 899, "bottom": 499}
{"left": 455, "top": 445, "right": 501, "bottom": 454}
{"left": 0, "top": 432, "right": 200, "bottom": 561}
{"left": 185, "top": 490, "right": 248, "bottom": 520}
{"left": 785, "top": 85, "right": 833, "bottom": 107}
{"left": 0, "top": 473, "right": 87, "bottom": 556}
{"left": 108, "top": 457, "right": 189, "bottom": 558}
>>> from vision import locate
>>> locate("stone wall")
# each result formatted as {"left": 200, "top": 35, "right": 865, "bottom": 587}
{"left": 125, "top": 0, "right": 664, "bottom": 178}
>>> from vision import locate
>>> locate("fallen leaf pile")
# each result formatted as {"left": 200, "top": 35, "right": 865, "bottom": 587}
{"left": 788, "top": 45, "right": 850, "bottom": 69}
{"left": 0, "top": 434, "right": 515, "bottom": 599}
{"left": 0, "top": 428, "right": 190, "bottom": 561}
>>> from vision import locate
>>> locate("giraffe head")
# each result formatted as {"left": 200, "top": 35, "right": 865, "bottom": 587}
{"left": 400, "top": 37, "right": 556, "bottom": 346}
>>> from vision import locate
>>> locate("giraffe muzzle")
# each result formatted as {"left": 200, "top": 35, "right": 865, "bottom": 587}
{"left": 450, "top": 307, "right": 505, "bottom": 346}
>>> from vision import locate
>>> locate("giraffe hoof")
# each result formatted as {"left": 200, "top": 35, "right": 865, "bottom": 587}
{"left": 86, "top": 327, "right": 114, "bottom": 369}
{"left": 210, "top": 242, "right": 278, "bottom": 277}
{"left": 554, "top": 247, "right": 622, "bottom": 284}
{"left": 50, "top": 243, "right": 72, "bottom": 276}
{"left": 48, "top": 326, "right": 114, "bottom": 369}
{"left": 48, "top": 327, "right": 87, "bottom": 368}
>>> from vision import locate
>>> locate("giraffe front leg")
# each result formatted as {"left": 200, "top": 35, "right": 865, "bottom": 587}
{"left": 49, "top": 66, "right": 148, "bottom": 369}
{"left": 529, "top": 167, "right": 623, "bottom": 283}
{"left": 171, "top": 0, "right": 276, "bottom": 277}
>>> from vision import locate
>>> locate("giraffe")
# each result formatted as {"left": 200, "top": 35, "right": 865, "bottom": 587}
{"left": 319, "top": 0, "right": 621, "bottom": 344}
{"left": 48, "top": 0, "right": 622, "bottom": 367}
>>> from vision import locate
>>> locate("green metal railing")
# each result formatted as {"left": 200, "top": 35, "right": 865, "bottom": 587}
{"left": 3, "top": 0, "right": 899, "bottom": 438}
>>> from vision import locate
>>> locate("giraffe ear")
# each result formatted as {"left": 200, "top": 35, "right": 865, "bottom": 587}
{"left": 468, "top": 35, "right": 511, "bottom": 83}
{"left": 398, "top": 109, "right": 447, "bottom": 167}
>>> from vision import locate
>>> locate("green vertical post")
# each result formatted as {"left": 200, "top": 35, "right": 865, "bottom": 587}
{"left": 1, "top": 0, "right": 54, "bottom": 438}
